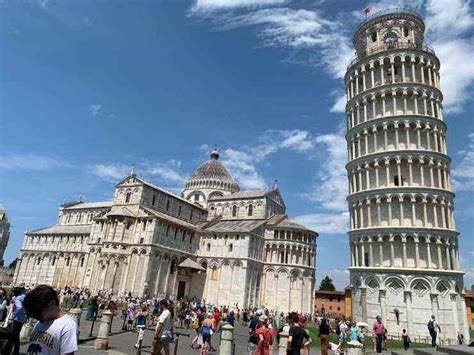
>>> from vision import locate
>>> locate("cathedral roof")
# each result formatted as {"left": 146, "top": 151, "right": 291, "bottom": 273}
{"left": 28, "top": 224, "right": 92, "bottom": 235}
{"left": 267, "top": 215, "right": 317, "bottom": 234}
{"left": 189, "top": 148, "right": 235, "bottom": 182}
{"left": 209, "top": 189, "right": 275, "bottom": 200}
{"left": 203, "top": 219, "right": 267, "bottom": 233}
{"left": 62, "top": 201, "right": 113, "bottom": 210}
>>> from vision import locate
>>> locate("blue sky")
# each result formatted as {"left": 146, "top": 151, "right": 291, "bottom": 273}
{"left": 1, "top": 0, "right": 473, "bottom": 289}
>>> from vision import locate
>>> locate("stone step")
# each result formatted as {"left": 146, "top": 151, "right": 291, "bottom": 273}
{"left": 413, "top": 348, "right": 445, "bottom": 355}
{"left": 436, "top": 345, "right": 474, "bottom": 354}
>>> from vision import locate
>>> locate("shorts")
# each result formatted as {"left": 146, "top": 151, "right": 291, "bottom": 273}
{"left": 202, "top": 334, "right": 211, "bottom": 344}
{"left": 128, "top": 319, "right": 133, "bottom": 325}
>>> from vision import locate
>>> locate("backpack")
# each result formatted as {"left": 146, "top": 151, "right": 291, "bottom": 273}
{"left": 335, "top": 322, "right": 341, "bottom": 335}
{"left": 427, "top": 320, "right": 435, "bottom": 331}
{"left": 192, "top": 318, "right": 199, "bottom": 330}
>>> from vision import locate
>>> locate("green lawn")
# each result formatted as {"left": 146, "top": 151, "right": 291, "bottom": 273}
{"left": 306, "top": 326, "right": 431, "bottom": 350}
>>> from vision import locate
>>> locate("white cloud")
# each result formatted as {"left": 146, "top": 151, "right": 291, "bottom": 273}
{"left": 89, "top": 104, "right": 102, "bottom": 116}
{"left": 425, "top": 0, "right": 474, "bottom": 40}
{"left": 0, "top": 154, "right": 64, "bottom": 171}
{"left": 307, "top": 132, "right": 348, "bottom": 211}
{"left": 145, "top": 160, "right": 184, "bottom": 183}
{"left": 221, "top": 129, "right": 317, "bottom": 189}
{"left": 191, "top": 0, "right": 474, "bottom": 113}
{"left": 88, "top": 164, "right": 130, "bottom": 182}
{"left": 222, "top": 148, "right": 267, "bottom": 189}
{"left": 330, "top": 92, "right": 346, "bottom": 113}
{"left": 451, "top": 132, "right": 474, "bottom": 191}
{"left": 294, "top": 212, "right": 349, "bottom": 234}
{"left": 192, "top": 0, "right": 287, "bottom": 12}
{"left": 221, "top": 8, "right": 353, "bottom": 79}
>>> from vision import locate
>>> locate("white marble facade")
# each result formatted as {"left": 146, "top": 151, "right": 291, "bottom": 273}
{"left": 345, "top": 9, "right": 469, "bottom": 342}
{"left": 13, "top": 149, "right": 317, "bottom": 313}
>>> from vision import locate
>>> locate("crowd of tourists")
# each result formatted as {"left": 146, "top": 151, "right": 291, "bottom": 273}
{"left": 0, "top": 284, "right": 460, "bottom": 354}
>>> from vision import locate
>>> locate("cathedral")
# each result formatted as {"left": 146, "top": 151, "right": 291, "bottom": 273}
{"left": 13, "top": 148, "right": 317, "bottom": 313}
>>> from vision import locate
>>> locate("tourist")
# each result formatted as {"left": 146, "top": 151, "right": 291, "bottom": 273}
{"left": 151, "top": 299, "right": 173, "bottom": 355}
{"left": 86, "top": 296, "right": 98, "bottom": 321}
{"left": 252, "top": 314, "right": 275, "bottom": 355}
{"left": 401, "top": 328, "right": 410, "bottom": 350}
{"left": 372, "top": 315, "right": 385, "bottom": 353}
{"left": 201, "top": 312, "right": 215, "bottom": 355}
{"left": 10, "top": 287, "right": 27, "bottom": 355}
{"left": 0, "top": 288, "right": 8, "bottom": 326}
{"left": 427, "top": 315, "right": 441, "bottom": 347}
{"left": 24, "top": 285, "right": 78, "bottom": 355}
{"left": 127, "top": 300, "right": 136, "bottom": 331}
{"left": 288, "top": 313, "right": 311, "bottom": 355}
{"left": 213, "top": 307, "right": 221, "bottom": 330}
{"left": 134, "top": 305, "right": 148, "bottom": 349}
{"left": 336, "top": 317, "right": 348, "bottom": 352}
{"left": 227, "top": 311, "right": 235, "bottom": 326}
{"left": 348, "top": 320, "right": 360, "bottom": 342}
{"left": 318, "top": 318, "right": 330, "bottom": 355}
{"left": 190, "top": 309, "right": 203, "bottom": 350}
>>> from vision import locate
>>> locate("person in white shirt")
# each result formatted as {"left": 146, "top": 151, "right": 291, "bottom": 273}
{"left": 151, "top": 299, "right": 173, "bottom": 355}
{"left": 23, "top": 285, "right": 78, "bottom": 355}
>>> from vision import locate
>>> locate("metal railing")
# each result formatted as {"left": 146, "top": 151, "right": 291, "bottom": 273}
{"left": 347, "top": 42, "right": 436, "bottom": 69}
{"left": 361, "top": 8, "right": 421, "bottom": 25}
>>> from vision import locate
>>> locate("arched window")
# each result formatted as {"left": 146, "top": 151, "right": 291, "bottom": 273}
{"left": 194, "top": 194, "right": 200, "bottom": 202}
{"left": 371, "top": 31, "right": 377, "bottom": 42}
{"left": 66, "top": 257, "right": 71, "bottom": 266}
{"left": 248, "top": 204, "right": 253, "bottom": 216}
{"left": 211, "top": 265, "right": 218, "bottom": 280}
{"left": 152, "top": 194, "right": 156, "bottom": 206}
{"left": 206, "top": 243, "right": 211, "bottom": 251}
{"left": 166, "top": 200, "right": 170, "bottom": 211}
{"left": 232, "top": 205, "right": 237, "bottom": 217}
{"left": 125, "top": 191, "right": 132, "bottom": 203}
{"left": 229, "top": 244, "right": 233, "bottom": 252}
{"left": 80, "top": 258, "right": 85, "bottom": 267}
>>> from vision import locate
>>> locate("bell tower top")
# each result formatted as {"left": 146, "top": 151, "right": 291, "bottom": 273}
{"left": 353, "top": 9, "right": 425, "bottom": 59}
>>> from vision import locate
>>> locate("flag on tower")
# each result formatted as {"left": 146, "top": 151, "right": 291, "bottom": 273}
{"left": 364, "top": 6, "right": 370, "bottom": 14}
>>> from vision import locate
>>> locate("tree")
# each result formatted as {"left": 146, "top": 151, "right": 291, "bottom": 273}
{"left": 319, "top": 275, "right": 336, "bottom": 291}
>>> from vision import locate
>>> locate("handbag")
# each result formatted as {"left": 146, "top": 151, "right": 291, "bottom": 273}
{"left": 249, "top": 333, "right": 259, "bottom": 344}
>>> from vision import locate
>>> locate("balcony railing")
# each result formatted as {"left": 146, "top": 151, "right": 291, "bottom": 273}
{"left": 347, "top": 42, "right": 435, "bottom": 69}
{"left": 360, "top": 8, "right": 421, "bottom": 25}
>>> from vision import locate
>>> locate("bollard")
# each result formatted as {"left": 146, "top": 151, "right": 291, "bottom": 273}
{"left": 219, "top": 324, "right": 234, "bottom": 355}
{"left": 20, "top": 318, "right": 36, "bottom": 341}
{"left": 345, "top": 340, "right": 364, "bottom": 355}
{"left": 69, "top": 308, "right": 82, "bottom": 338}
{"left": 278, "top": 332, "right": 289, "bottom": 355}
{"left": 94, "top": 310, "right": 113, "bottom": 350}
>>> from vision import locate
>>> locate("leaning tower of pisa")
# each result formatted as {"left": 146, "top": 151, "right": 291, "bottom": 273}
{"left": 344, "top": 9, "right": 469, "bottom": 341}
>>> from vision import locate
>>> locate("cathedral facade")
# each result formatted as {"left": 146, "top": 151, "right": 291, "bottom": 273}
{"left": 13, "top": 148, "right": 316, "bottom": 313}
{"left": 344, "top": 9, "right": 469, "bottom": 341}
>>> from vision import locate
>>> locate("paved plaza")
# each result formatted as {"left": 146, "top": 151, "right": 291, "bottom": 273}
{"left": 17, "top": 311, "right": 334, "bottom": 355}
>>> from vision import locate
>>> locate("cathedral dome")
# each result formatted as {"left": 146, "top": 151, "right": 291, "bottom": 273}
{"left": 182, "top": 148, "right": 240, "bottom": 206}
{"left": 190, "top": 148, "right": 234, "bottom": 181}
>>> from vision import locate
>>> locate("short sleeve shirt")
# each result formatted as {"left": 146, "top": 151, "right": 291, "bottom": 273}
{"left": 157, "top": 309, "right": 171, "bottom": 336}
{"left": 27, "top": 314, "right": 78, "bottom": 355}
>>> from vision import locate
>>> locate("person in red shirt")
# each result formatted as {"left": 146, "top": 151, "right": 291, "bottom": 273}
{"left": 372, "top": 316, "right": 385, "bottom": 353}
{"left": 213, "top": 307, "right": 221, "bottom": 330}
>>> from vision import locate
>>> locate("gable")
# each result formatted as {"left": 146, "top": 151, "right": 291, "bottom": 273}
{"left": 266, "top": 189, "right": 285, "bottom": 208}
